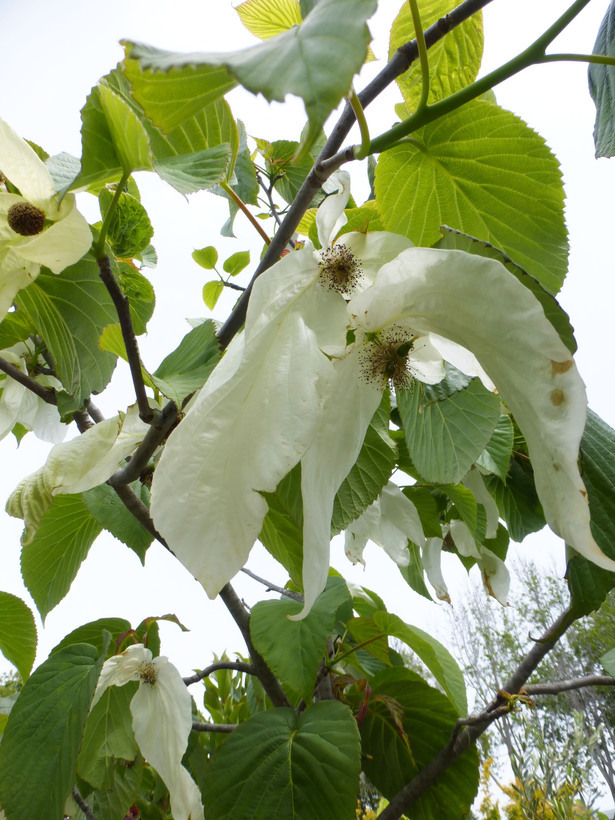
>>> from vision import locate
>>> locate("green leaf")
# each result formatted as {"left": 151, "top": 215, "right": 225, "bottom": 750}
{"left": 0, "top": 592, "right": 37, "bottom": 680}
{"left": 250, "top": 578, "right": 351, "bottom": 704}
{"left": 90, "top": 755, "right": 144, "bottom": 820}
{"left": 589, "top": 1, "right": 615, "bottom": 158}
{"left": 567, "top": 409, "right": 615, "bottom": 616}
{"left": 435, "top": 227, "right": 577, "bottom": 353}
{"left": 46, "top": 152, "right": 82, "bottom": 197}
{"left": 51, "top": 618, "right": 131, "bottom": 657}
{"left": 192, "top": 246, "right": 219, "bottom": 269}
{"left": 118, "top": 264, "right": 156, "bottom": 335}
{"left": 123, "top": 0, "right": 376, "bottom": 151}
{"left": 0, "top": 640, "right": 109, "bottom": 820}
{"left": 97, "top": 324, "right": 157, "bottom": 392}
{"left": 402, "top": 485, "right": 442, "bottom": 538}
{"left": 98, "top": 81, "right": 153, "bottom": 173}
{"left": 154, "top": 144, "right": 231, "bottom": 194}
{"left": 398, "top": 541, "right": 433, "bottom": 600}
{"left": 260, "top": 464, "right": 304, "bottom": 585}
{"left": 601, "top": 646, "right": 615, "bottom": 677}
{"left": 152, "top": 319, "right": 220, "bottom": 403}
{"left": 76, "top": 85, "right": 124, "bottom": 189}
{"left": 15, "top": 258, "right": 117, "bottom": 407}
{"left": 477, "top": 413, "right": 514, "bottom": 482}
{"left": 346, "top": 616, "right": 391, "bottom": 665}
{"left": 236, "top": 0, "right": 303, "bottom": 39}
{"left": 338, "top": 200, "right": 384, "bottom": 237}
{"left": 78, "top": 682, "right": 139, "bottom": 789}
{"left": 123, "top": 45, "right": 238, "bottom": 133}
{"left": 375, "top": 100, "right": 568, "bottom": 293}
{"left": 21, "top": 494, "right": 102, "bottom": 622}
{"left": 360, "top": 668, "right": 479, "bottom": 817}
{"left": 389, "top": 0, "right": 483, "bottom": 108}
{"left": 83, "top": 482, "right": 153, "bottom": 563}
{"left": 99, "top": 188, "right": 154, "bottom": 258}
{"left": 331, "top": 391, "right": 397, "bottom": 534}
{"left": 202, "top": 280, "right": 224, "bottom": 310}
{"left": 223, "top": 250, "right": 250, "bottom": 276}
{"left": 485, "top": 458, "right": 546, "bottom": 542}
{"left": 372, "top": 612, "right": 466, "bottom": 715}
{"left": 397, "top": 376, "right": 500, "bottom": 485}
{"left": 265, "top": 139, "right": 319, "bottom": 205}
{"left": 0, "top": 309, "right": 34, "bottom": 348}
{"left": 203, "top": 701, "right": 361, "bottom": 819}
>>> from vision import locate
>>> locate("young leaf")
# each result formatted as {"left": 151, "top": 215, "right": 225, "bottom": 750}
{"left": 0, "top": 592, "right": 37, "bottom": 680}
{"left": 154, "top": 144, "right": 231, "bottom": 195}
{"left": 223, "top": 250, "right": 250, "bottom": 276}
{"left": 203, "top": 701, "right": 361, "bottom": 819}
{"left": 236, "top": 0, "right": 302, "bottom": 40}
{"left": 193, "top": 246, "right": 219, "bottom": 269}
{"left": 202, "top": 280, "right": 224, "bottom": 310}
{"left": 375, "top": 100, "right": 568, "bottom": 293}
{"left": 0, "top": 640, "right": 109, "bottom": 820}
{"left": 99, "top": 188, "right": 154, "bottom": 258}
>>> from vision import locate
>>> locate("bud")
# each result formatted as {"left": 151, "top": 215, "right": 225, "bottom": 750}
{"left": 7, "top": 201, "right": 46, "bottom": 237}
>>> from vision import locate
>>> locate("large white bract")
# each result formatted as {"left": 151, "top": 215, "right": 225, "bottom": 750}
{"left": 0, "top": 116, "right": 92, "bottom": 320}
{"left": 151, "top": 176, "right": 615, "bottom": 618}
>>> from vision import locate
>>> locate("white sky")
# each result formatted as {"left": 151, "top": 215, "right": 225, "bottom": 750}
{"left": 0, "top": 0, "right": 613, "bottom": 741}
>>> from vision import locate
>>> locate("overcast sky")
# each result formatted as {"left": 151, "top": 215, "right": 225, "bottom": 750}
{"left": 0, "top": 0, "right": 613, "bottom": 715}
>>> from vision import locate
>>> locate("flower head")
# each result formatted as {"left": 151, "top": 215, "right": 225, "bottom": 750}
{"left": 0, "top": 117, "right": 92, "bottom": 321}
{"left": 93, "top": 645, "right": 204, "bottom": 820}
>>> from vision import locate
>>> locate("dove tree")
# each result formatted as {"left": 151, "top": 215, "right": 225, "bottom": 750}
{"left": 0, "top": 0, "right": 615, "bottom": 818}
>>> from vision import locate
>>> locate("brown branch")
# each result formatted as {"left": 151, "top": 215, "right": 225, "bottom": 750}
{"left": 524, "top": 674, "right": 615, "bottom": 696}
{"left": 217, "top": 0, "right": 496, "bottom": 349}
{"left": 0, "top": 355, "right": 57, "bottom": 404}
{"left": 72, "top": 786, "right": 96, "bottom": 820}
{"left": 183, "top": 660, "right": 255, "bottom": 686}
{"left": 192, "top": 721, "right": 237, "bottom": 733}
{"left": 378, "top": 608, "right": 574, "bottom": 820}
{"left": 110, "top": 482, "right": 172, "bottom": 553}
{"left": 96, "top": 254, "right": 157, "bottom": 424}
{"left": 219, "top": 583, "right": 291, "bottom": 708}
{"left": 108, "top": 400, "right": 179, "bottom": 486}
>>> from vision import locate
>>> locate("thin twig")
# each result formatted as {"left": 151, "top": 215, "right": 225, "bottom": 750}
{"left": 217, "top": 0, "right": 496, "bottom": 349}
{"left": 192, "top": 721, "right": 237, "bottom": 733}
{"left": 378, "top": 608, "right": 574, "bottom": 820}
{"left": 96, "top": 255, "right": 157, "bottom": 424}
{"left": 0, "top": 355, "right": 57, "bottom": 404}
{"left": 240, "top": 567, "right": 303, "bottom": 601}
{"left": 111, "top": 482, "right": 172, "bottom": 553}
{"left": 72, "top": 786, "right": 96, "bottom": 820}
{"left": 183, "top": 660, "right": 255, "bottom": 686}
{"left": 219, "top": 583, "right": 291, "bottom": 708}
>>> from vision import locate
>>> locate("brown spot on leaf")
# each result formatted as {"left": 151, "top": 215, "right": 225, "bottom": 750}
{"left": 551, "top": 359, "right": 573, "bottom": 376}
{"left": 551, "top": 388, "right": 565, "bottom": 406}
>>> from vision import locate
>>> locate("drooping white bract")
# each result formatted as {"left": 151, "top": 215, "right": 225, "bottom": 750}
{"left": 150, "top": 174, "right": 413, "bottom": 598}
{"left": 0, "top": 117, "right": 92, "bottom": 321}
{"left": 348, "top": 247, "right": 615, "bottom": 576}
{"left": 6, "top": 405, "right": 150, "bottom": 543}
{"left": 93, "top": 644, "right": 204, "bottom": 820}
{"left": 345, "top": 481, "right": 426, "bottom": 566}
{"left": 0, "top": 342, "right": 65, "bottom": 443}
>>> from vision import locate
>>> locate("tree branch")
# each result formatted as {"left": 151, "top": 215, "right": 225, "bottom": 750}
{"left": 108, "top": 400, "right": 179, "bottom": 486}
{"left": 192, "top": 721, "right": 237, "bottom": 733}
{"left": 72, "top": 786, "right": 96, "bottom": 820}
{"left": 378, "top": 608, "right": 574, "bottom": 820}
{"left": 0, "top": 355, "right": 57, "bottom": 404}
{"left": 217, "top": 0, "right": 495, "bottom": 348}
{"left": 524, "top": 674, "right": 615, "bottom": 696}
{"left": 240, "top": 567, "right": 303, "bottom": 601}
{"left": 110, "top": 482, "right": 172, "bottom": 553}
{"left": 183, "top": 660, "right": 255, "bottom": 686}
{"left": 218, "top": 583, "right": 291, "bottom": 708}
{"left": 96, "top": 254, "right": 157, "bottom": 424}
